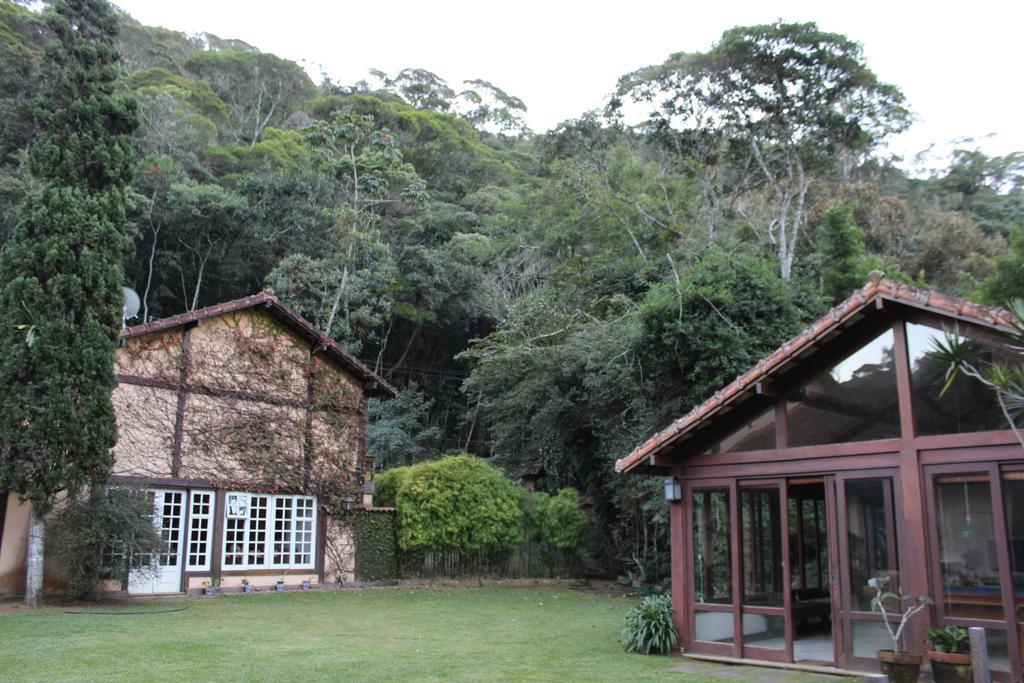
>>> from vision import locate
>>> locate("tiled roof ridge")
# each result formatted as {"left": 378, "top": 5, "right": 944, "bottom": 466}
{"left": 121, "top": 290, "right": 397, "bottom": 397}
{"left": 615, "top": 273, "right": 1014, "bottom": 473}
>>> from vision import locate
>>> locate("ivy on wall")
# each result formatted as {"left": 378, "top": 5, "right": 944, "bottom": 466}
{"left": 355, "top": 509, "right": 398, "bottom": 581}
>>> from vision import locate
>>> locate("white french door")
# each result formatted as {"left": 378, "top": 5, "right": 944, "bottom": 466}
{"left": 128, "top": 489, "right": 186, "bottom": 594}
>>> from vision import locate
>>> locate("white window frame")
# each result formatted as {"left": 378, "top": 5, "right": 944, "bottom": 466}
{"left": 221, "top": 492, "right": 317, "bottom": 570}
{"left": 186, "top": 490, "right": 216, "bottom": 570}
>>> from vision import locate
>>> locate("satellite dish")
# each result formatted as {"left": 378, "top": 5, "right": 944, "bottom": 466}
{"left": 123, "top": 286, "right": 141, "bottom": 320}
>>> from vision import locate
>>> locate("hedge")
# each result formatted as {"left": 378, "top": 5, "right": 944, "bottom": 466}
{"left": 354, "top": 509, "right": 398, "bottom": 581}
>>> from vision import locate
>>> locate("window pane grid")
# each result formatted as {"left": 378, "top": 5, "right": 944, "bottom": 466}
{"left": 159, "top": 492, "right": 183, "bottom": 565}
{"left": 221, "top": 493, "right": 316, "bottom": 570}
{"left": 187, "top": 491, "right": 214, "bottom": 569}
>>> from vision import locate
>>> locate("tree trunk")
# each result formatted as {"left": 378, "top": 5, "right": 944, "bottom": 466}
{"left": 24, "top": 507, "right": 44, "bottom": 606}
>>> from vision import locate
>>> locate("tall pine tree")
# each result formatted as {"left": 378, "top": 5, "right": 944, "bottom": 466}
{"left": 0, "top": 0, "right": 136, "bottom": 605}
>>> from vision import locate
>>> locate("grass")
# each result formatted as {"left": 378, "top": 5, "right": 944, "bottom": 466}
{"left": 0, "top": 586, "right": 724, "bottom": 682}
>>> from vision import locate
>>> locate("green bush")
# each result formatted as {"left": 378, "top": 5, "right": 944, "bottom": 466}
{"left": 354, "top": 510, "right": 398, "bottom": 581}
{"left": 534, "top": 488, "right": 588, "bottom": 553}
{"left": 395, "top": 454, "right": 523, "bottom": 555}
{"left": 48, "top": 487, "right": 163, "bottom": 600}
{"left": 373, "top": 466, "right": 410, "bottom": 508}
{"left": 621, "top": 594, "right": 678, "bottom": 654}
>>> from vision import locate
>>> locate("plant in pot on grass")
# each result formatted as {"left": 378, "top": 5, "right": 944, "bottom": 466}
{"left": 241, "top": 578, "right": 254, "bottom": 594}
{"left": 201, "top": 580, "right": 216, "bottom": 597}
{"left": 869, "top": 577, "right": 933, "bottom": 683}
{"left": 925, "top": 625, "right": 971, "bottom": 683}
{"left": 275, "top": 578, "right": 285, "bottom": 592}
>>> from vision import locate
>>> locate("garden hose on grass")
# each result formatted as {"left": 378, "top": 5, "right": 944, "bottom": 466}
{"left": 62, "top": 606, "right": 188, "bottom": 615}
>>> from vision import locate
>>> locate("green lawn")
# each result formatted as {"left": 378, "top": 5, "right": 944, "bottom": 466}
{"left": 0, "top": 586, "right": 718, "bottom": 682}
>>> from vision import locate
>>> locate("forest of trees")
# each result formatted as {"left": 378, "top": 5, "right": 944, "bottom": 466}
{"left": 1, "top": 2, "right": 1021, "bottom": 578}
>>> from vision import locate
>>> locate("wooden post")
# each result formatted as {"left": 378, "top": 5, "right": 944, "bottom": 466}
{"left": 969, "top": 626, "right": 990, "bottom": 683}
{"left": 668, "top": 470, "right": 686, "bottom": 652}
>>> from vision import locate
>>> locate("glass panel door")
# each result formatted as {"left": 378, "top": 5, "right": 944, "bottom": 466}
{"left": 835, "top": 472, "right": 901, "bottom": 669}
{"left": 128, "top": 489, "right": 185, "bottom": 594}
{"left": 689, "top": 482, "right": 736, "bottom": 656}
{"left": 739, "top": 481, "right": 791, "bottom": 662}
{"left": 926, "top": 464, "right": 1021, "bottom": 677}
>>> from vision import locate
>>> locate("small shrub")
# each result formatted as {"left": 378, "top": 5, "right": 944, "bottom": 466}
{"left": 621, "top": 594, "right": 678, "bottom": 655}
{"left": 48, "top": 486, "right": 163, "bottom": 600}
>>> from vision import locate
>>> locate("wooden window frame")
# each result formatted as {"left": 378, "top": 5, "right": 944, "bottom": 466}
{"left": 221, "top": 492, "right": 317, "bottom": 571}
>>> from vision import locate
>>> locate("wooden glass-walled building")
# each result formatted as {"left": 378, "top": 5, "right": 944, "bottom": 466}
{"left": 616, "top": 274, "right": 1024, "bottom": 679}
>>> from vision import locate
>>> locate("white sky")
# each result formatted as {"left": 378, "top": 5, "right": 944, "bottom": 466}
{"left": 112, "top": 0, "right": 1024, "bottom": 169}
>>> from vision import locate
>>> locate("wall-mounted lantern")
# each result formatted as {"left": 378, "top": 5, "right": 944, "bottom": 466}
{"left": 663, "top": 477, "right": 682, "bottom": 503}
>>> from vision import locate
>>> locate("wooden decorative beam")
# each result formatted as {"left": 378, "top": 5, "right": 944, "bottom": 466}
{"left": 170, "top": 325, "right": 193, "bottom": 478}
{"left": 116, "top": 373, "right": 362, "bottom": 416}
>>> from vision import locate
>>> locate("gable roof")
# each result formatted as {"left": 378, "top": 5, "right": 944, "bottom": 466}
{"left": 121, "top": 291, "right": 397, "bottom": 398}
{"left": 616, "top": 272, "right": 1016, "bottom": 474}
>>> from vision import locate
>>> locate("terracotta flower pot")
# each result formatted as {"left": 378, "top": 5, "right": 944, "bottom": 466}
{"left": 928, "top": 650, "right": 972, "bottom": 683}
{"left": 877, "top": 650, "right": 922, "bottom": 683}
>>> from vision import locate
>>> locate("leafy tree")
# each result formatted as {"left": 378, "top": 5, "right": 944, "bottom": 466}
{"left": 268, "top": 110, "right": 425, "bottom": 350}
{"left": 394, "top": 454, "right": 523, "bottom": 556}
{"left": 185, "top": 50, "right": 315, "bottom": 144}
{"left": 636, "top": 246, "right": 817, "bottom": 424}
{"left": 367, "top": 389, "right": 442, "bottom": 468}
{"left": 370, "top": 67, "right": 456, "bottom": 112}
{"left": 0, "top": 1, "right": 44, "bottom": 166}
{"left": 455, "top": 79, "right": 530, "bottom": 136}
{"left": 165, "top": 179, "right": 247, "bottom": 310}
{"left": 617, "top": 21, "right": 910, "bottom": 279}
{"left": 0, "top": 0, "right": 136, "bottom": 605}
{"left": 132, "top": 84, "right": 217, "bottom": 168}
{"left": 48, "top": 486, "right": 162, "bottom": 600}
{"left": 818, "top": 202, "right": 868, "bottom": 303}
{"left": 980, "top": 228, "right": 1024, "bottom": 303}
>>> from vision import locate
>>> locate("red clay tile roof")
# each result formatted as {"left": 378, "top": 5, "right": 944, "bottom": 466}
{"left": 121, "top": 291, "right": 397, "bottom": 397}
{"left": 615, "top": 272, "right": 1016, "bottom": 474}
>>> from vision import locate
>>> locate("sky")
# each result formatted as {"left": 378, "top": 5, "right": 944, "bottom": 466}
{"left": 112, "top": 0, "right": 1024, "bottom": 170}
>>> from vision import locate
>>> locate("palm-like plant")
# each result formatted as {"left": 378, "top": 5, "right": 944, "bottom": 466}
{"left": 930, "top": 298, "right": 1024, "bottom": 448}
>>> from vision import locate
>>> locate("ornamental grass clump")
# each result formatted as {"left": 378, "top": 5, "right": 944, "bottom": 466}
{"left": 621, "top": 594, "right": 678, "bottom": 654}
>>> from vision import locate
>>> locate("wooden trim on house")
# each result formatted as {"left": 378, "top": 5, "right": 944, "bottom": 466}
{"left": 170, "top": 325, "right": 193, "bottom": 478}
{"left": 215, "top": 568, "right": 319, "bottom": 577}
{"left": 315, "top": 509, "right": 326, "bottom": 583}
{"left": 179, "top": 488, "right": 192, "bottom": 593}
{"left": 115, "top": 373, "right": 363, "bottom": 417}
{"left": 110, "top": 474, "right": 217, "bottom": 489}
{"left": 211, "top": 489, "right": 226, "bottom": 585}
{"left": 303, "top": 349, "right": 315, "bottom": 489}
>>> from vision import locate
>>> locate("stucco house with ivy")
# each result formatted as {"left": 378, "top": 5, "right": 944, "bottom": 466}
{"left": 0, "top": 291, "right": 394, "bottom": 596}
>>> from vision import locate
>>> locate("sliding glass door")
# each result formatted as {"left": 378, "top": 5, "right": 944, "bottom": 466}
{"left": 686, "top": 479, "right": 793, "bottom": 661}
{"left": 833, "top": 471, "right": 901, "bottom": 670}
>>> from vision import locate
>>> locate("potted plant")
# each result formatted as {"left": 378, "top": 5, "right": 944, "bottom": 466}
{"left": 241, "top": 578, "right": 254, "bottom": 594}
{"left": 275, "top": 578, "right": 285, "bottom": 592}
{"left": 301, "top": 577, "right": 312, "bottom": 591}
{"left": 201, "top": 580, "right": 216, "bottom": 597}
{"left": 926, "top": 625, "right": 972, "bottom": 683}
{"left": 869, "top": 577, "right": 933, "bottom": 683}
